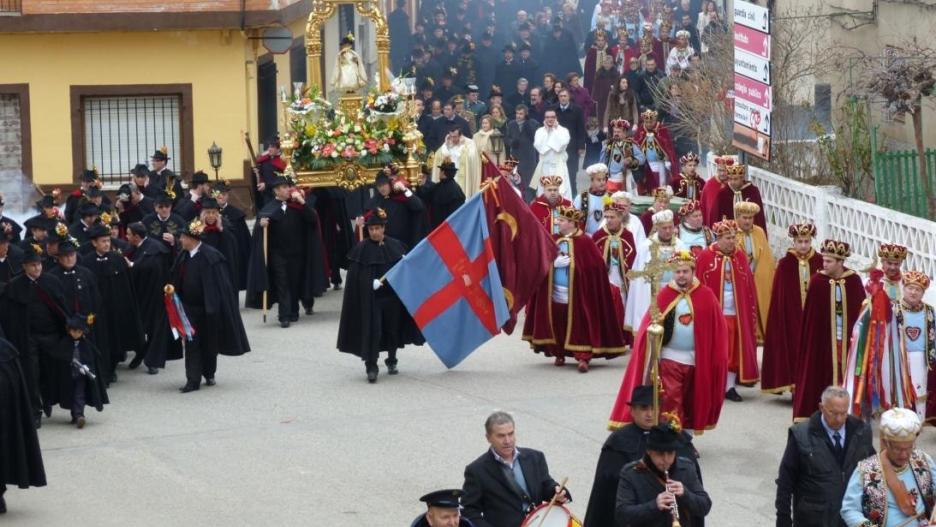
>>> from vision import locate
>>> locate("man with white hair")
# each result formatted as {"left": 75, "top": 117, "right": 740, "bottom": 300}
{"left": 624, "top": 208, "right": 687, "bottom": 333}
{"left": 574, "top": 163, "right": 612, "bottom": 235}
{"left": 611, "top": 191, "right": 647, "bottom": 248}
{"left": 841, "top": 407, "right": 936, "bottom": 527}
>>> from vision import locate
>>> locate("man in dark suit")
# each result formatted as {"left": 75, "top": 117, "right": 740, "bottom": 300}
{"left": 462, "top": 411, "right": 570, "bottom": 527}
{"left": 494, "top": 45, "right": 521, "bottom": 97}
{"left": 554, "top": 89, "right": 586, "bottom": 195}
{"left": 429, "top": 102, "right": 472, "bottom": 152}
{"left": 504, "top": 104, "right": 540, "bottom": 202}
{"left": 387, "top": 0, "right": 410, "bottom": 71}
{"left": 775, "top": 385, "right": 875, "bottom": 527}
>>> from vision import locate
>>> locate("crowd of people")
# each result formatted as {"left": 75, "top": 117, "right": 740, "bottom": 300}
{"left": 2, "top": 0, "right": 936, "bottom": 522}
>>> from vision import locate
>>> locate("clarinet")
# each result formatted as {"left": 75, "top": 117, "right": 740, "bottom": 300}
{"left": 664, "top": 469, "right": 682, "bottom": 527}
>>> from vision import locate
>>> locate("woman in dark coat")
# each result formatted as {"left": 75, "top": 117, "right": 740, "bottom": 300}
{"left": 604, "top": 77, "right": 639, "bottom": 132}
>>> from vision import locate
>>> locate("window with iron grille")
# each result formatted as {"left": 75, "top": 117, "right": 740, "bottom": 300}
{"left": 82, "top": 95, "right": 182, "bottom": 188}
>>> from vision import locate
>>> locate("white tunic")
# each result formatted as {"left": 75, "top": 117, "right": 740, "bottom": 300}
{"left": 624, "top": 234, "right": 687, "bottom": 332}
{"left": 530, "top": 124, "right": 572, "bottom": 201}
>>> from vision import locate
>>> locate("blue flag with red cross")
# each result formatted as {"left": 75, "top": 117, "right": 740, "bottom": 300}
{"left": 385, "top": 193, "right": 510, "bottom": 368}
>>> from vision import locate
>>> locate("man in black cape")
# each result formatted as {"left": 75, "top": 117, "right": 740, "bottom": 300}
{"left": 63, "top": 169, "right": 110, "bottom": 225}
{"left": 21, "top": 196, "right": 58, "bottom": 249}
{"left": 215, "top": 180, "right": 251, "bottom": 290}
{"left": 170, "top": 219, "right": 250, "bottom": 392}
{"left": 115, "top": 182, "right": 154, "bottom": 235}
{"left": 198, "top": 197, "right": 239, "bottom": 289}
{"left": 0, "top": 230, "right": 23, "bottom": 289}
{"left": 337, "top": 209, "right": 424, "bottom": 383}
{"left": 0, "top": 243, "right": 69, "bottom": 428}
{"left": 0, "top": 333, "right": 46, "bottom": 514}
{"left": 584, "top": 386, "right": 701, "bottom": 527}
{"left": 48, "top": 240, "right": 102, "bottom": 352}
{"left": 417, "top": 160, "right": 466, "bottom": 229}
{"left": 246, "top": 176, "right": 327, "bottom": 328}
{"left": 125, "top": 222, "right": 174, "bottom": 375}
{"left": 68, "top": 202, "right": 102, "bottom": 246}
{"left": 141, "top": 191, "right": 186, "bottom": 253}
{"left": 0, "top": 193, "right": 23, "bottom": 243}
{"left": 81, "top": 224, "right": 144, "bottom": 384}
{"left": 312, "top": 187, "right": 354, "bottom": 290}
{"left": 149, "top": 148, "right": 183, "bottom": 203}
{"left": 360, "top": 169, "right": 427, "bottom": 249}
{"left": 173, "top": 170, "right": 212, "bottom": 222}
{"left": 42, "top": 314, "right": 109, "bottom": 428}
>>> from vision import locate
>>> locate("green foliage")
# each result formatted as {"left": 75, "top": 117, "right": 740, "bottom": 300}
{"left": 810, "top": 98, "right": 873, "bottom": 198}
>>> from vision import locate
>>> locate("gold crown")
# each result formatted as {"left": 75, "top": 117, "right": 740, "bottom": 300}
{"left": 713, "top": 219, "right": 738, "bottom": 236}
{"left": 821, "top": 239, "right": 850, "bottom": 259}
{"left": 557, "top": 205, "right": 585, "bottom": 223}
{"left": 539, "top": 175, "right": 563, "bottom": 188}
{"left": 878, "top": 243, "right": 908, "bottom": 262}
{"left": 640, "top": 109, "right": 658, "bottom": 120}
{"left": 652, "top": 186, "right": 673, "bottom": 201}
{"left": 668, "top": 249, "right": 696, "bottom": 267}
{"left": 678, "top": 199, "right": 701, "bottom": 216}
{"left": 726, "top": 164, "right": 746, "bottom": 176}
{"left": 903, "top": 270, "right": 931, "bottom": 290}
{"left": 713, "top": 155, "right": 735, "bottom": 167}
{"left": 609, "top": 118, "right": 630, "bottom": 129}
{"left": 788, "top": 223, "right": 816, "bottom": 239}
{"left": 680, "top": 152, "right": 700, "bottom": 165}
{"left": 734, "top": 201, "right": 760, "bottom": 216}
{"left": 55, "top": 222, "right": 68, "bottom": 237}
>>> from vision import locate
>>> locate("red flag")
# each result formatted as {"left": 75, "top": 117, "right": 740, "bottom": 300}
{"left": 481, "top": 174, "right": 558, "bottom": 334}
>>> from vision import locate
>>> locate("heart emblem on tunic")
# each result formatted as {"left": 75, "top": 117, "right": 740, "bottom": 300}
{"left": 678, "top": 314, "right": 693, "bottom": 325}
{"left": 906, "top": 327, "right": 922, "bottom": 341}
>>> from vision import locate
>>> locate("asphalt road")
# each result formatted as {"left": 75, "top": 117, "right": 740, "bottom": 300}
{"left": 7, "top": 287, "right": 936, "bottom": 526}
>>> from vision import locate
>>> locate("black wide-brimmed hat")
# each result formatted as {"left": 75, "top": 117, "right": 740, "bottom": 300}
{"left": 87, "top": 223, "right": 111, "bottom": 240}
{"left": 200, "top": 197, "right": 220, "bottom": 210}
{"left": 213, "top": 180, "right": 232, "bottom": 193}
{"left": 646, "top": 423, "right": 684, "bottom": 452}
{"left": 46, "top": 222, "right": 70, "bottom": 243}
{"left": 78, "top": 202, "right": 100, "bottom": 218}
{"left": 628, "top": 385, "right": 654, "bottom": 407}
{"left": 81, "top": 169, "right": 99, "bottom": 182}
{"left": 151, "top": 147, "right": 170, "bottom": 161}
{"left": 364, "top": 208, "right": 388, "bottom": 226}
{"left": 35, "top": 195, "right": 55, "bottom": 211}
{"left": 131, "top": 163, "right": 150, "bottom": 177}
{"left": 154, "top": 191, "right": 174, "bottom": 206}
{"left": 191, "top": 171, "right": 210, "bottom": 186}
{"left": 58, "top": 240, "right": 79, "bottom": 254}
{"left": 66, "top": 314, "right": 89, "bottom": 333}
{"left": 22, "top": 242, "right": 43, "bottom": 263}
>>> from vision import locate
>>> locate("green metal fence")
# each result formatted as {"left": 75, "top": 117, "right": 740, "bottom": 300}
{"left": 871, "top": 127, "right": 936, "bottom": 218}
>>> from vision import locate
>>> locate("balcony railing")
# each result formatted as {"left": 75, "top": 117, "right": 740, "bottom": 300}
{"left": 0, "top": 0, "right": 20, "bottom": 15}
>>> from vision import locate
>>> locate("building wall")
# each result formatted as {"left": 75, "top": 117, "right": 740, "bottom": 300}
{"left": 21, "top": 0, "right": 304, "bottom": 15}
{"left": 0, "top": 30, "right": 254, "bottom": 185}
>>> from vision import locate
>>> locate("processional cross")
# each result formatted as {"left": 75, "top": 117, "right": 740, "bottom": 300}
{"left": 626, "top": 239, "right": 674, "bottom": 423}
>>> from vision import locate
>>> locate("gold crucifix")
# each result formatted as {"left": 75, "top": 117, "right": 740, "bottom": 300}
{"left": 625, "top": 239, "right": 674, "bottom": 423}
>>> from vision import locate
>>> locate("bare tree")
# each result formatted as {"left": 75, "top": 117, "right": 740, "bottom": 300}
{"left": 850, "top": 39, "right": 936, "bottom": 215}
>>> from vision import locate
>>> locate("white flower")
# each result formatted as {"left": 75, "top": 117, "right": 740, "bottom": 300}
{"left": 330, "top": 151, "right": 338, "bottom": 158}
{"left": 382, "top": 143, "right": 390, "bottom": 152}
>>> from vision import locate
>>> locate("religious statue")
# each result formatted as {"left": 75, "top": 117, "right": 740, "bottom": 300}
{"left": 330, "top": 33, "right": 368, "bottom": 94}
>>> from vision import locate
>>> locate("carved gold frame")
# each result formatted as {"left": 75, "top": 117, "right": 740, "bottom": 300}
{"left": 305, "top": 0, "right": 391, "bottom": 97}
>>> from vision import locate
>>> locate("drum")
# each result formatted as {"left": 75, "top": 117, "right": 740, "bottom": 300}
{"left": 519, "top": 503, "right": 582, "bottom": 527}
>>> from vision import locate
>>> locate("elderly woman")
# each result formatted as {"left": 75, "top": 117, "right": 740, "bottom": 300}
{"left": 473, "top": 115, "right": 507, "bottom": 167}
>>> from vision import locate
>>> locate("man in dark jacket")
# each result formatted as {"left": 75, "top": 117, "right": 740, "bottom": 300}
{"left": 494, "top": 44, "right": 521, "bottom": 97}
{"left": 410, "top": 489, "right": 476, "bottom": 527}
{"left": 504, "top": 104, "right": 541, "bottom": 202}
{"left": 554, "top": 89, "right": 587, "bottom": 195}
{"left": 616, "top": 420, "right": 711, "bottom": 526}
{"left": 125, "top": 223, "right": 173, "bottom": 375}
{"left": 462, "top": 411, "right": 570, "bottom": 527}
{"left": 585, "top": 386, "right": 700, "bottom": 527}
{"left": 774, "top": 385, "right": 875, "bottom": 527}
{"left": 637, "top": 57, "right": 666, "bottom": 109}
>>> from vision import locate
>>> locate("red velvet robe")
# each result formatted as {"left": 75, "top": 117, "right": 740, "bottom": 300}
{"left": 610, "top": 43, "right": 640, "bottom": 74}
{"left": 529, "top": 197, "right": 572, "bottom": 239}
{"left": 592, "top": 225, "right": 637, "bottom": 345}
{"left": 670, "top": 172, "right": 705, "bottom": 201}
{"left": 761, "top": 249, "right": 822, "bottom": 393}
{"left": 714, "top": 183, "right": 768, "bottom": 235}
{"left": 608, "top": 278, "right": 728, "bottom": 433}
{"left": 584, "top": 45, "right": 612, "bottom": 92}
{"left": 700, "top": 177, "right": 724, "bottom": 226}
{"left": 522, "top": 230, "right": 627, "bottom": 358}
{"left": 696, "top": 245, "right": 760, "bottom": 384}
{"left": 638, "top": 208, "right": 655, "bottom": 236}
{"left": 792, "top": 270, "right": 866, "bottom": 420}
{"left": 633, "top": 122, "right": 678, "bottom": 192}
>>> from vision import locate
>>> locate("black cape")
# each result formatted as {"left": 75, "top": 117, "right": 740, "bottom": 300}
{"left": 80, "top": 251, "right": 145, "bottom": 380}
{"left": 129, "top": 237, "right": 176, "bottom": 367}
{"left": 48, "top": 264, "right": 105, "bottom": 354}
{"left": 64, "top": 191, "right": 111, "bottom": 225}
{"left": 0, "top": 242, "right": 23, "bottom": 290}
{"left": 201, "top": 223, "right": 240, "bottom": 290}
{"left": 220, "top": 204, "right": 251, "bottom": 290}
{"left": 416, "top": 177, "right": 466, "bottom": 229}
{"left": 141, "top": 212, "right": 186, "bottom": 254}
{"left": 584, "top": 425, "right": 702, "bottom": 527}
{"left": 245, "top": 198, "right": 328, "bottom": 310}
{"left": 1, "top": 215, "right": 23, "bottom": 243}
{"left": 362, "top": 192, "right": 428, "bottom": 249}
{"left": 337, "top": 236, "right": 424, "bottom": 362}
{"left": 312, "top": 188, "right": 355, "bottom": 281}
{"left": 42, "top": 336, "right": 109, "bottom": 414}
{"left": 117, "top": 197, "right": 155, "bottom": 233}
{"left": 0, "top": 337, "right": 46, "bottom": 489}
{"left": 0, "top": 273, "right": 69, "bottom": 365}
{"left": 170, "top": 244, "right": 250, "bottom": 357}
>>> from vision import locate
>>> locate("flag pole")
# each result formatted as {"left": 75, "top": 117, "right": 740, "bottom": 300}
{"left": 262, "top": 223, "right": 269, "bottom": 324}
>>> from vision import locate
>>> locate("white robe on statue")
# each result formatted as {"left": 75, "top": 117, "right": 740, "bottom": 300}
{"left": 432, "top": 138, "right": 482, "bottom": 197}
{"left": 530, "top": 124, "right": 572, "bottom": 201}
{"left": 623, "top": 234, "right": 687, "bottom": 332}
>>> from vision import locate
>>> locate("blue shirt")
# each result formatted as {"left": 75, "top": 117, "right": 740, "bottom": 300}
{"left": 820, "top": 413, "right": 845, "bottom": 447}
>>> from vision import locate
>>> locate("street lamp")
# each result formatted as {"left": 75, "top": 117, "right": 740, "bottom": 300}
{"left": 208, "top": 142, "right": 223, "bottom": 180}
{"left": 490, "top": 129, "right": 504, "bottom": 161}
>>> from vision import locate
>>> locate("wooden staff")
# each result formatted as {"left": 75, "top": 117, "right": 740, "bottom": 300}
{"left": 262, "top": 222, "right": 269, "bottom": 323}
{"left": 534, "top": 477, "right": 569, "bottom": 527}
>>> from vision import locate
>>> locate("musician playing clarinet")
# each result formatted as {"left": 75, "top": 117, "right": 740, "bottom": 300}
{"left": 616, "top": 417, "right": 711, "bottom": 527}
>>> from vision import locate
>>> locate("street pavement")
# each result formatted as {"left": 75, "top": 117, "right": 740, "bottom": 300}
{"left": 7, "top": 287, "right": 936, "bottom": 526}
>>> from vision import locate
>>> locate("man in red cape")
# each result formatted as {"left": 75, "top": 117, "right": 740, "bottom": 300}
{"left": 583, "top": 29, "right": 611, "bottom": 93}
{"left": 592, "top": 198, "right": 637, "bottom": 346}
{"left": 696, "top": 220, "right": 759, "bottom": 402}
{"left": 700, "top": 155, "right": 731, "bottom": 226}
{"left": 713, "top": 163, "right": 767, "bottom": 235}
{"left": 608, "top": 250, "right": 728, "bottom": 433}
{"left": 633, "top": 110, "right": 678, "bottom": 194}
{"left": 610, "top": 26, "right": 640, "bottom": 74}
{"left": 529, "top": 175, "right": 572, "bottom": 239}
{"left": 792, "top": 239, "right": 866, "bottom": 420}
{"left": 522, "top": 205, "right": 627, "bottom": 372}
{"left": 761, "top": 223, "right": 822, "bottom": 394}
